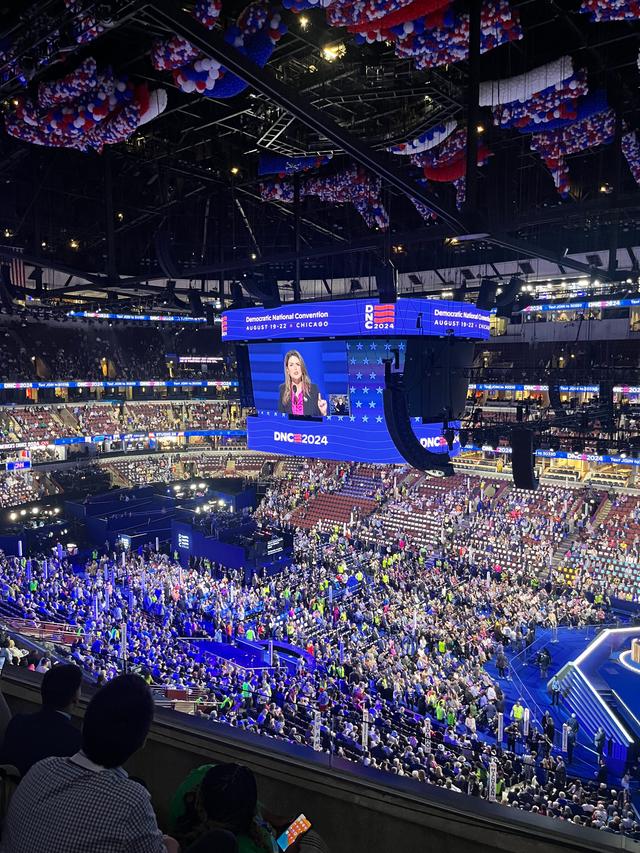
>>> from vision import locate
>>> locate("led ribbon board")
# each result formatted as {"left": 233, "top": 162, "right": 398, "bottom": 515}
{"left": 221, "top": 297, "right": 491, "bottom": 341}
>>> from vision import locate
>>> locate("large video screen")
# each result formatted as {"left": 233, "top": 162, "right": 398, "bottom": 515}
{"left": 246, "top": 338, "right": 459, "bottom": 463}
{"left": 249, "top": 341, "right": 349, "bottom": 419}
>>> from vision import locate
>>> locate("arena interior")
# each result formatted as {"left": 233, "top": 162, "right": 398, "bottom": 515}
{"left": 0, "top": 1, "right": 639, "bottom": 851}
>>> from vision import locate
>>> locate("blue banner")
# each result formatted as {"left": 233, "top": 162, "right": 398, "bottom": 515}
{"left": 0, "top": 380, "right": 238, "bottom": 391}
{"left": 248, "top": 414, "right": 458, "bottom": 464}
{"left": 222, "top": 297, "right": 490, "bottom": 342}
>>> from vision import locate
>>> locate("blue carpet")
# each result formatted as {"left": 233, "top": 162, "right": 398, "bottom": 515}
{"left": 484, "top": 626, "right": 607, "bottom": 780}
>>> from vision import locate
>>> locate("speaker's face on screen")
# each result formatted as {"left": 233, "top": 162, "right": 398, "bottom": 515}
{"left": 286, "top": 356, "right": 303, "bottom": 383}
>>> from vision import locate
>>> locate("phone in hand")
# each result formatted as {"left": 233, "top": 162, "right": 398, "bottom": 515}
{"left": 276, "top": 814, "right": 311, "bottom": 851}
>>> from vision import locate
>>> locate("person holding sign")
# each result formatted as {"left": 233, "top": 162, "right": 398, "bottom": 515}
{"left": 278, "top": 350, "right": 327, "bottom": 417}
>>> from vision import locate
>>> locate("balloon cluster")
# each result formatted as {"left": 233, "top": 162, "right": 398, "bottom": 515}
{"left": 411, "top": 128, "right": 492, "bottom": 209}
{"left": 260, "top": 166, "right": 389, "bottom": 229}
{"left": 410, "top": 197, "right": 438, "bottom": 222}
{"left": 258, "top": 152, "right": 334, "bottom": 176}
{"left": 259, "top": 181, "right": 296, "bottom": 203}
{"left": 5, "top": 57, "right": 167, "bottom": 153}
{"left": 493, "top": 72, "right": 589, "bottom": 131}
{"left": 152, "top": 1, "right": 285, "bottom": 100}
{"left": 392, "top": 0, "right": 521, "bottom": 70}
{"left": 63, "top": 0, "right": 107, "bottom": 45}
{"left": 333, "top": 0, "right": 449, "bottom": 34}
{"left": 579, "top": 0, "right": 640, "bottom": 21}
{"left": 622, "top": 132, "right": 640, "bottom": 187}
{"left": 530, "top": 109, "right": 616, "bottom": 197}
{"left": 388, "top": 120, "right": 456, "bottom": 155}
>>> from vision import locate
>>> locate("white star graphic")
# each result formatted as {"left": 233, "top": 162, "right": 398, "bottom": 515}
{"left": 376, "top": 386, "right": 383, "bottom": 394}
{"left": 362, "top": 415, "right": 369, "bottom": 423}
{"left": 413, "top": 416, "right": 421, "bottom": 423}
{"left": 363, "top": 358, "right": 369, "bottom": 365}
{"left": 362, "top": 387, "right": 369, "bottom": 394}
{"left": 369, "top": 371, "right": 376, "bottom": 380}
{"left": 398, "top": 342, "right": 405, "bottom": 351}
{"left": 384, "top": 343, "right": 391, "bottom": 351}
{"left": 369, "top": 401, "right": 376, "bottom": 408}
{"left": 377, "top": 357, "right": 383, "bottom": 365}
{"left": 338, "top": 416, "right": 344, "bottom": 422}
{"left": 327, "top": 416, "right": 332, "bottom": 421}
{"left": 355, "top": 401, "right": 363, "bottom": 408}
{"left": 350, "top": 357, "right": 356, "bottom": 365}
{"left": 376, "top": 416, "right": 383, "bottom": 423}
{"left": 356, "top": 342, "right": 364, "bottom": 350}
{"left": 369, "top": 342, "right": 377, "bottom": 350}
{"left": 349, "top": 415, "right": 356, "bottom": 422}
{"left": 356, "top": 372, "right": 363, "bottom": 380}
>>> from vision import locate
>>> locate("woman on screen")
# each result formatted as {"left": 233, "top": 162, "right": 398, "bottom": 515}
{"left": 278, "top": 350, "right": 327, "bottom": 417}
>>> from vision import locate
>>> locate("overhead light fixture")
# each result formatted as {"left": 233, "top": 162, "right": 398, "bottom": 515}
{"left": 3, "top": 228, "right": 12, "bottom": 238}
{"left": 250, "top": 252, "right": 257, "bottom": 260}
{"left": 476, "top": 124, "right": 485, "bottom": 134}
{"left": 321, "top": 43, "right": 346, "bottom": 62}
{"left": 69, "top": 237, "right": 80, "bottom": 250}
{"left": 116, "top": 211, "right": 124, "bottom": 222}
{"left": 230, "top": 166, "right": 240, "bottom": 176}
{"left": 41, "top": 240, "right": 47, "bottom": 249}
{"left": 599, "top": 183, "right": 612, "bottom": 194}
{"left": 299, "top": 14, "right": 309, "bottom": 28}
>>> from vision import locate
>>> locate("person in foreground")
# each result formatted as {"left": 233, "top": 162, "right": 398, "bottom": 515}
{"left": 171, "top": 762, "right": 328, "bottom": 853}
{"left": 0, "top": 663, "right": 82, "bottom": 776}
{"left": 1, "top": 673, "right": 180, "bottom": 853}
{"left": 278, "top": 350, "right": 327, "bottom": 418}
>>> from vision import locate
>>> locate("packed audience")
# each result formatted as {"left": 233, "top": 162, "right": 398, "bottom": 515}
{"left": 0, "top": 319, "right": 235, "bottom": 382}
{"left": 0, "top": 459, "right": 637, "bottom": 840}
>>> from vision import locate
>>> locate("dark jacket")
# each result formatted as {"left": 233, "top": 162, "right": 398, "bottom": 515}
{"left": 0, "top": 707, "right": 81, "bottom": 776}
{"left": 278, "top": 382, "right": 322, "bottom": 417}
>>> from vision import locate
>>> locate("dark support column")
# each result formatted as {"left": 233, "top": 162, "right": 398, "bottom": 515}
{"left": 464, "top": 0, "right": 481, "bottom": 219}
{"left": 104, "top": 150, "right": 117, "bottom": 280}
{"left": 293, "top": 172, "right": 301, "bottom": 302}
{"left": 217, "top": 195, "right": 225, "bottom": 300}
{"left": 608, "top": 111, "right": 624, "bottom": 279}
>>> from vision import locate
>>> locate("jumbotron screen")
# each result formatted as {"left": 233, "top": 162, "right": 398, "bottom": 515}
{"left": 223, "top": 298, "right": 491, "bottom": 464}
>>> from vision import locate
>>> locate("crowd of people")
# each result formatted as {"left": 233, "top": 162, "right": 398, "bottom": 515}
{"left": 0, "top": 320, "right": 234, "bottom": 382}
{"left": 0, "top": 459, "right": 636, "bottom": 840}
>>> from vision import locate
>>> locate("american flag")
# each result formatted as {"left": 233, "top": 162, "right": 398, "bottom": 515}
{"left": 9, "top": 250, "right": 26, "bottom": 287}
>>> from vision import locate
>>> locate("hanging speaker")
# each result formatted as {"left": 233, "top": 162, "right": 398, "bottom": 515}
{"left": 476, "top": 278, "right": 497, "bottom": 310}
{"left": 403, "top": 338, "right": 474, "bottom": 422}
{"left": 241, "top": 275, "right": 281, "bottom": 308}
{"left": 548, "top": 379, "right": 565, "bottom": 418}
{"left": 155, "top": 229, "right": 180, "bottom": 279}
{"left": 495, "top": 275, "right": 523, "bottom": 318}
{"left": 383, "top": 372, "right": 454, "bottom": 474}
{"left": 374, "top": 261, "right": 397, "bottom": 303}
{"left": 511, "top": 427, "right": 538, "bottom": 490}
{"left": 235, "top": 345, "right": 254, "bottom": 408}
{"left": 0, "top": 266, "right": 15, "bottom": 314}
{"left": 188, "top": 291, "right": 204, "bottom": 316}
{"left": 599, "top": 380, "right": 614, "bottom": 433}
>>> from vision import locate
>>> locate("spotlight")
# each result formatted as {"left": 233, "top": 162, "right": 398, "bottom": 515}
{"left": 599, "top": 183, "right": 613, "bottom": 194}
{"left": 321, "top": 43, "right": 346, "bottom": 62}
{"left": 69, "top": 238, "right": 80, "bottom": 250}
{"left": 9, "top": 512, "right": 17, "bottom": 521}
{"left": 230, "top": 166, "right": 240, "bottom": 176}
{"left": 250, "top": 252, "right": 257, "bottom": 261}
{"left": 299, "top": 14, "right": 309, "bottom": 28}
{"left": 476, "top": 124, "right": 485, "bottom": 134}
{"left": 3, "top": 228, "right": 12, "bottom": 238}
{"left": 116, "top": 211, "right": 125, "bottom": 222}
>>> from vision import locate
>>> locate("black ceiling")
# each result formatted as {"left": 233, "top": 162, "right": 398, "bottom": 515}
{"left": 0, "top": 0, "right": 639, "bottom": 299}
